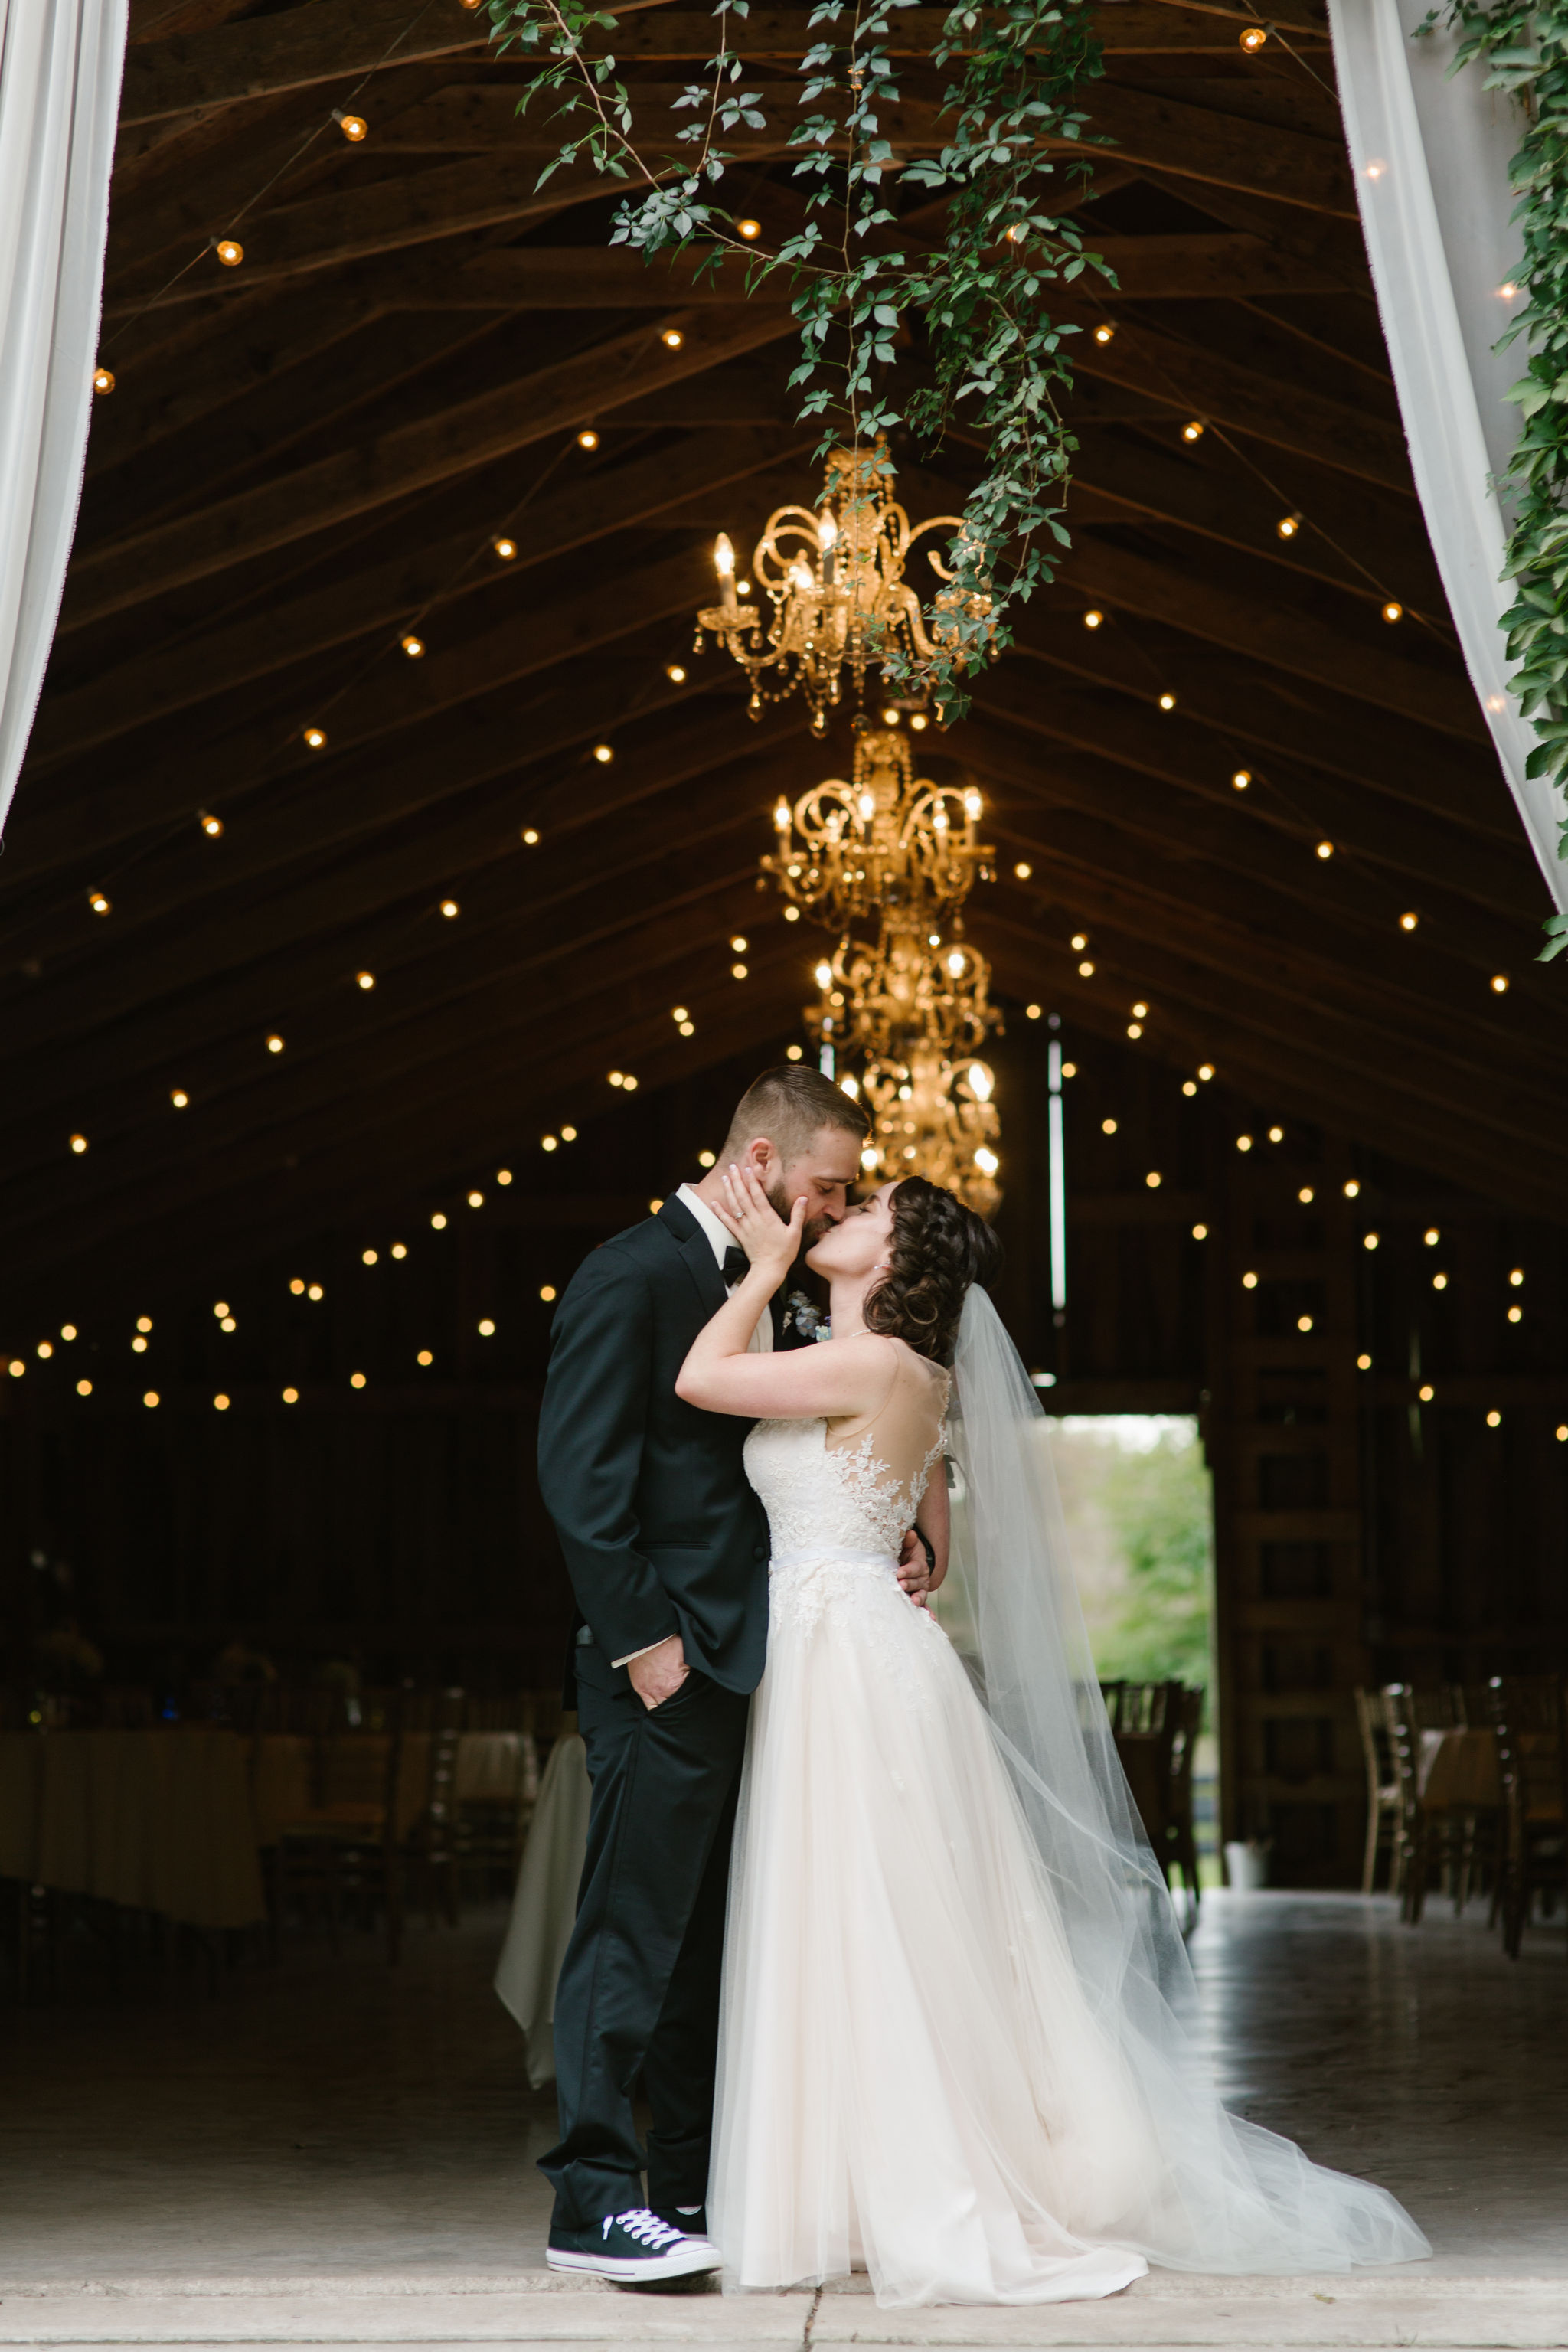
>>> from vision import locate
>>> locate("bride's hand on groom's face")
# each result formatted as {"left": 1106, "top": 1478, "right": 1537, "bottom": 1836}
{"left": 714, "top": 1163, "right": 805, "bottom": 1287}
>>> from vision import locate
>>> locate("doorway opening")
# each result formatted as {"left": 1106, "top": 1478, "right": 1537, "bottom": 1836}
{"left": 1049, "top": 1415, "right": 1219, "bottom": 1886}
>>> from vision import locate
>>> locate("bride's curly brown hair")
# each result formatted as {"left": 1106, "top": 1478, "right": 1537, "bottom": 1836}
{"left": 862, "top": 1177, "right": 1004, "bottom": 1367}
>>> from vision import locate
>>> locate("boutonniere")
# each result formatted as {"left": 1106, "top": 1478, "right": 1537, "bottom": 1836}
{"left": 784, "top": 1289, "right": 831, "bottom": 1341}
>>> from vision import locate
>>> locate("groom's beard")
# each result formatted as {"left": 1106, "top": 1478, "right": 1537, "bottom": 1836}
{"left": 765, "top": 1178, "right": 833, "bottom": 1254}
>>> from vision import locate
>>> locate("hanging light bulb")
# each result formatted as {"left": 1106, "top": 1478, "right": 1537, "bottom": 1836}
{"left": 87, "top": 886, "right": 111, "bottom": 915}
{"left": 303, "top": 727, "right": 327, "bottom": 749}
{"left": 401, "top": 633, "right": 425, "bottom": 658}
{"left": 577, "top": 429, "right": 599, "bottom": 450}
{"left": 1181, "top": 420, "right": 1204, "bottom": 442}
{"left": 93, "top": 365, "right": 115, "bottom": 395}
{"left": 213, "top": 238, "right": 243, "bottom": 266}
{"left": 493, "top": 537, "right": 517, "bottom": 560}
{"left": 332, "top": 108, "right": 368, "bottom": 141}
{"left": 198, "top": 810, "right": 224, "bottom": 837}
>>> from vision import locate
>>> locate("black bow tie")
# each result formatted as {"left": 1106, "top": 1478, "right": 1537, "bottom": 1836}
{"left": 721, "top": 1246, "right": 750, "bottom": 1287}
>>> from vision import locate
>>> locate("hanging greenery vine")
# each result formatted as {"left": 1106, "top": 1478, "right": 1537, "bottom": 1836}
{"left": 1423, "top": 0, "right": 1568, "bottom": 959}
{"left": 485, "top": 0, "right": 1111, "bottom": 716}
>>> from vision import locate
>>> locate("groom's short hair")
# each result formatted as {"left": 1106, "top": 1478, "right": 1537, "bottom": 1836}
{"left": 724, "top": 1065, "right": 871, "bottom": 1163}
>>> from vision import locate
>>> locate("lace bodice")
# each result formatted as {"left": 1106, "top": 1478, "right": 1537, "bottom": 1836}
{"left": 743, "top": 1413, "right": 945, "bottom": 1561}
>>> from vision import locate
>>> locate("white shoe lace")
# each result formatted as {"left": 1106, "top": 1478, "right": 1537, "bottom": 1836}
{"left": 605, "top": 2208, "right": 686, "bottom": 2249}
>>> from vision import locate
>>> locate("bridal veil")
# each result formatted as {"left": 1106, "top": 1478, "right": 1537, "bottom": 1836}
{"left": 941, "top": 1288, "right": 1429, "bottom": 2274}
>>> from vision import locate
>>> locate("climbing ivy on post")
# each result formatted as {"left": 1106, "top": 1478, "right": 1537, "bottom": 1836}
{"left": 1424, "top": 0, "right": 1568, "bottom": 959}
{"left": 485, "top": 0, "right": 1112, "bottom": 717}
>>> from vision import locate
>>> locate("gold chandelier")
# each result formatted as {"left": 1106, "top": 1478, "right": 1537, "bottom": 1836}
{"left": 761, "top": 722, "right": 1004, "bottom": 1218}
{"left": 694, "top": 443, "right": 988, "bottom": 735}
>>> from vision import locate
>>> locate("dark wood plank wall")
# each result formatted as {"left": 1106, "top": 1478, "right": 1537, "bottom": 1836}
{"left": 1, "top": 0, "right": 1565, "bottom": 1866}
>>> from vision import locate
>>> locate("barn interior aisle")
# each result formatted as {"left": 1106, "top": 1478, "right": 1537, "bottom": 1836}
{"left": 2, "top": 0, "right": 1567, "bottom": 2336}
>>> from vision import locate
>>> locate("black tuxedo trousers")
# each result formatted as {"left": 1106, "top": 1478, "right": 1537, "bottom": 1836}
{"left": 536, "top": 1196, "right": 812, "bottom": 2227}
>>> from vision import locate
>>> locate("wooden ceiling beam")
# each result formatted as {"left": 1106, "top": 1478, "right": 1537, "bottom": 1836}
{"left": 119, "top": 5, "right": 1331, "bottom": 132}
{"left": 420, "top": 233, "right": 1352, "bottom": 309}
{"left": 58, "top": 305, "right": 795, "bottom": 632}
{"left": 962, "top": 733, "right": 1566, "bottom": 1086}
{"left": 979, "top": 920, "right": 1568, "bottom": 1220}
{"left": 0, "top": 720, "right": 812, "bottom": 1120}
{"left": 0, "top": 877, "right": 802, "bottom": 1276}
{"left": 969, "top": 662, "right": 1534, "bottom": 927}
{"left": 33, "top": 427, "right": 807, "bottom": 780}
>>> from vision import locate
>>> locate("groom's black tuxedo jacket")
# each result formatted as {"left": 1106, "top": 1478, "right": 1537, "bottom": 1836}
{"left": 538, "top": 1194, "right": 807, "bottom": 1697}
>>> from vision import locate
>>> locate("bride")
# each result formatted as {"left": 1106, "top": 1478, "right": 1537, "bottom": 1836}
{"left": 675, "top": 1165, "right": 1429, "bottom": 2308}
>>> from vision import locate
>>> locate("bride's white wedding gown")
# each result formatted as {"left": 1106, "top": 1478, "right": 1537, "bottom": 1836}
{"left": 709, "top": 1338, "right": 1428, "bottom": 2308}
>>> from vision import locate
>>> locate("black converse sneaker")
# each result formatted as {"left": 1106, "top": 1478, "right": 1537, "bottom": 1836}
{"left": 546, "top": 2206, "right": 722, "bottom": 2282}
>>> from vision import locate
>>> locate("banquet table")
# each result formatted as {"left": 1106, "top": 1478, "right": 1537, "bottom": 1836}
{"left": 1417, "top": 1725, "right": 1503, "bottom": 1811}
{"left": 0, "top": 1728, "right": 531, "bottom": 1931}
{"left": 0, "top": 1729, "right": 266, "bottom": 1929}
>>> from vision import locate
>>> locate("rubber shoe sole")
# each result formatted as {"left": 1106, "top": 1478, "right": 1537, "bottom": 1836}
{"left": 546, "top": 2236, "right": 722, "bottom": 2282}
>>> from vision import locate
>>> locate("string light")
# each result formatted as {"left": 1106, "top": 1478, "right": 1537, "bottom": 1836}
{"left": 540, "top": 1285, "right": 557, "bottom": 1302}
{"left": 1083, "top": 609, "right": 1103, "bottom": 629}
{"left": 355, "top": 971, "right": 376, "bottom": 991}
{"left": 1433, "top": 1272, "right": 1449, "bottom": 1289}
{"left": 362, "top": 1248, "right": 378, "bottom": 1266}
{"left": 1510, "top": 1266, "right": 1525, "bottom": 1285}
{"left": 289, "top": 1279, "right": 305, "bottom": 1295}
{"left": 143, "top": 1390, "right": 158, "bottom": 1408}
{"left": 786, "top": 1044, "right": 805, "bottom": 1059}
{"left": 283, "top": 1387, "right": 299, "bottom": 1404}
{"left": 1364, "top": 1231, "right": 1380, "bottom": 1250}
{"left": 1132, "top": 1002, "right": 1148, "bottom": 1020}
{"left": 1127, "top": 1022, "right": 1142, "bottom": 1038}
{"left": 1382, "top": 602, "right": 1403, "bottom": 624}
{"left": 350, "top": 1372, "right": 367, "bottom": 1389}
{"left": 266, "top": 1034, "right": 284, "bottom": 1053}
{"left": 1297, "top": 1315, "right": 1314, "bottom": 1332}
{"left": 1268, "top": 1124, "right": 1283, "bottom": 1142}
{"left": 62, "top": 1325, "right": 78, "bottom": 1340}
{"left": 1093, "top": 323, "right": 1115, "bottom": 344}
{"left": 1181, "top": 421, "right": 1204, "bottom": 443}
{"left": 401, "top": 634, "right": 424, "bottom": 658}
{"left": 332, "top": 109, "right": 368, "bottom": 140}
{"left": 1198, "top": 1064, "right": 1214, "bottom": 1081}
{"left": 577, "top": 429, "right": 600, "bottom": 450}
{"left": 304, "top": 727, "right": 327, "bottom": 749}
{"left": 1158, "top": 692, "right": 1176, "bottom": 710}
{"left": 477, "top": 1318, "right": 495, "bottom": 1336}
{"left": 910, "top": 713, "right": 929, "bottom": 730}
{"left": 561, "top": 1125, "right": 577, "bottom": 1140}
{"left": 467, "top": 1189, "right": 484, "bottom": 1207}
{"left": 440, "top": 898, "right": 459, "bottom": 918}
{"left": 430, "top": 1212, "right": 447, "bottom": 1229}
{"left": 1344, "top": 1178, "right": 1361, "bottom": 1197}
{"left": 170, "top": 1088, "right": 188, "bottom": 1108}
{"left": 1424, "top": 1227, "right": 1440, "bottom": 1245}
{"left": 88, "top": 887, "right": 110, "bottom": 915}
{"left": 6, "top": 1361, "right": 22, "bottom": 1379}
{"left": 38, "top": 1342, "right": 53, "bottom": 1360}
{"left": 1419, "top": 1383, "right": 1434, "bottom": 1401}
{"left": 1491, "top": 973, "right": 1509, "bottom": 993}
{"left": 1077, "top": 958, "right": 1094, "bottom": 976}
{"left": 1233, "top": 770, "right": 1250, "bottom": 791}
{"left": 308, "top": 1283, "right": 323, "bottom": 1299}
{"left": 137, "top": 1317, "right": 152, "bottom": 1334}
{"left": 1316, "top": 840, "right": 1334, "bottom": 859}
{"left": 1026, "top": 1004, "right": 1042, "bottom": 1019}
{"left": 220, "top": 1316, "right": 237, "bottom": 1332}
{"left": 1145, "top": 1170, "right": 1162, "bottom": 1188}
{"left": 522, "top": 828, "right": 539, "bottom": 844}
{"left": 1242, "top": 1271, "right": 1258, "bottom": 1289}
{"left": 1277, "top": 513, "right": 1302, "bottom": 540}
{"left": 391, "top": 1242, "right": 407, "bottom": 1257}
{"left": 198, "top": 810, "right": 224, "bottom": 837}
{"left": 1014, "top": 861, "right": 1032, "bottom": 878}
{"left": 1400, "top": 911, "right": 1418, "bottom": 931}
{"left": 731, "top": 935, "right": 749, "bottom": 952}
{"left": 1487, "top": 1408, "right": 1501, "bottom": 1427}
{"left": 73, "top": 1377, "right": 91, "bottom": 1398}
{"left": 213, "top": 238, "right": 243, "bottom": 267}
{"left": 93, "top": 366, "right": 114, "bottom": 394}
{"left": 417, "top": 1351, "right": 433, "bottom": 1367}
{"left": 737, "top": 217, "right": 761, "bottom": 239}
{"left": 214, "top": 1393, "right": 230, "bottom": 1410}
{"left": 667, "top": 663, "right": 687, "bottom": 682}
{"left": 497, "top": 1169, "right": 512, "bottom": 1185}
{"left": 542, "top": 1135, "right": 558, "bottom": 1151}
{"left": 1192, "top": 1223, "right": 1208, "bottom": 1240}
{"left": 493, "top": 537, "right": 516, "bottom": 560}
{"left": 1182, "top": 1080, "right": 1197, "bottom": 1096}
{"left": 593, "top": 743, "right": 613, "bottom": 763}
{"left": 70, "top": 1134, "right": 87, "bottom": 1155}
{"left": 1508, "top": 1305, "right": 1523, "bottom": 1323}
{"left": 1299, "top": 1185, "right": 1315, "bottom": 1203}
{"left": 1236, "top": 1134, "right": 1253, "bottom": 1152}
{"left": 609, "top": 1070, "right": 625, "bottom": 1086}
{"left": 1358, "top": 1353, "right": 1372, "bottom": 1370}
{"left": 1102, "top": 1119, "right": 1118, "bottom": 1135}
{"left": 1071, "top": 934, "right": 1089, "bottom": 951}
{"left": 661, "top": 328, "right": 684, "bottom": 348}
{"left": 1240, "top": 24, "right": 1268, "bottom": 48}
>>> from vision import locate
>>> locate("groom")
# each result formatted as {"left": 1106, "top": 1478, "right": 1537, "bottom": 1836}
{"left": 535, "top": 1065, "right": 875, "bottom": 2282}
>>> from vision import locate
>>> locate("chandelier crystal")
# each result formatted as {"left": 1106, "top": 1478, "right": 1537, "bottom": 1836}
{"left": 763, "top": 723, "right": 1004, "bottom": 1217}
{"left": 695, "top": 443, "right": 988, "bottom": 736}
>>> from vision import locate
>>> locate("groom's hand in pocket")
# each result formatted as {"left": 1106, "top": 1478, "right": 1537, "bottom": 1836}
{"left": 629, "top": 1634, "right": 689, "bottom": 1710}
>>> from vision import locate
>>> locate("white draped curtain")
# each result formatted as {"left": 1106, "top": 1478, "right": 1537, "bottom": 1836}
{"left": 0, "top": 0, "right": 126, "bottom": 839}
{"left": 1330, "top": 0, "right": 1568, "bottom": 913}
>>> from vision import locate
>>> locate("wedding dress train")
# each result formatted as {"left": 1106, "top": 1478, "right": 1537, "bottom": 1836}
{"left": 710, "top": 1315, "right": 1429, "bottom": 2307}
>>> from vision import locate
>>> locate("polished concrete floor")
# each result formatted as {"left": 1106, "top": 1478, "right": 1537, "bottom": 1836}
{"left": 2, "top": 1892, "right": 1564, "bottom": 2343}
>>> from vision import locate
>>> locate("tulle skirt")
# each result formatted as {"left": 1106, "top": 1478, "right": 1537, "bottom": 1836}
{"left": 709, "top": 1548, "right": 1429, "bottom": 2307}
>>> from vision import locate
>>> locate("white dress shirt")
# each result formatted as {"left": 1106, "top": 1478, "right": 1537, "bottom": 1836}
{"left": 611, "top": 1185, "right": 775, "bottom": 1669}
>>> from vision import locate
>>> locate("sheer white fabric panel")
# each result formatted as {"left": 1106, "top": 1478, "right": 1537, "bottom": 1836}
{"left": 1329, "top": 0, "right": 1567, "bottom": 910}
{"left": 0, "top": 0, "right": 126, "bottom": 838}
